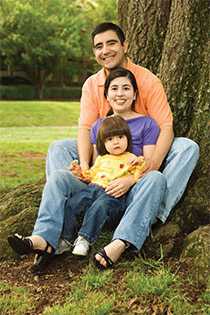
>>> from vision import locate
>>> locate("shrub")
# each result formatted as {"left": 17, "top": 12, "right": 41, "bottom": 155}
{"left": 0, "top": 85, "right": 81, "bottom": 100}
{"left": 0, "top": 85, "right": 37, "bottom": 100}
{"left": 43, "top": 86, "right": 81, "bottom": 100}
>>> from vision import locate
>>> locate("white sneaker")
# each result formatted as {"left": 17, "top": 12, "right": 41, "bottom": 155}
{"left": 72, "top": 236, "right": 90, "bottom": 256}
{"left": 55, "top": 239, "right": 71, "bottom": 255}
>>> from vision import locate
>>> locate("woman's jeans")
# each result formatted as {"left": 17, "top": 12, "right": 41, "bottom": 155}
{"left": 32, "top": 137, "right": 199, "bottom": 250}
{"left": 65, "top": 184, "right": 127, "bottom": 243}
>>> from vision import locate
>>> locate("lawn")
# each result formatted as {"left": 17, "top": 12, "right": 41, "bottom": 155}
{"left": 0, "top": 101, "right": 79, "bottom": 190}
{"left": 0, "top": 101, "right": 209, "bottom": 315}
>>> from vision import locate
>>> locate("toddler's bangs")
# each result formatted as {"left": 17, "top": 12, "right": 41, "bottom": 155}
{"left": 103, "top": 128, "right": 126, "bottom": 140}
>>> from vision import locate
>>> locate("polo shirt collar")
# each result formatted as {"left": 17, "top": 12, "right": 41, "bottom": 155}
{"left": 96, "top": 58, "right": 133, "bottom": 86}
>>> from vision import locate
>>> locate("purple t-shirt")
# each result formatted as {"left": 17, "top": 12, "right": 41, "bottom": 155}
{"left": 91, "top": 116, "right": 160, "bottom": 156}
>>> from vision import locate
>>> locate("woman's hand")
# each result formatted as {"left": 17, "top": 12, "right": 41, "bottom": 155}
{"left": 105, "top": 176, "right": 135, "bottom": 198}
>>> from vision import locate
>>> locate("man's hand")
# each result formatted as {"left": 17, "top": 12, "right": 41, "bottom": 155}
{"left": 105, "top": 176, "right": 135, "bottom": 198}
{"left": 141, "top": 158, "right": 161, "bottom": 175}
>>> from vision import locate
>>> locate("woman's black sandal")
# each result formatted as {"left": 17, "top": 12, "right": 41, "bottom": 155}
{"left": 7, "top": 234, "right": 43, "bottom": 256}
{"left": 31, "top": 243, "right": 55, "bottom": 275}
{"left": 93, "top": 248, "right": 114, "bottom": 270}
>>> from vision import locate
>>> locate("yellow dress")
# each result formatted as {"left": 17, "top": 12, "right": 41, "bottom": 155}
{"left": 83, "top": 152, "right": 146, "bottom": 188}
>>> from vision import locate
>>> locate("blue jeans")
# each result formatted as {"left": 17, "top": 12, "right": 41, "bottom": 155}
{"left": 65, "top": 184, "right": 127, "bottom": 243}
{"left": 32, "top": 137, "right": 199, "bottom": 250}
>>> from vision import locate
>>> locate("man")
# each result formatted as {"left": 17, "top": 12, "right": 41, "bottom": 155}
{"left": 45, "top": 23, "right": 199, "bottom": 268}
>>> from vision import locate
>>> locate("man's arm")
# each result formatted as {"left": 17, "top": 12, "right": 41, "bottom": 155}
{"left": 77, "top": 127, "right": 93, "bottom": 171}
{"left": 146, "top": 125, "right": 174, "bottom": 172}
{"left": 142, "top": 77, "right": 174, "bottom": 171}
{"left": 78, "top": 76, "right": 99, "bottom": 171}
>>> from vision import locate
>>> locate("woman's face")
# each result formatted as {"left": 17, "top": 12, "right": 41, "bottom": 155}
{"left": 107, "top": 76, "right": 135, "bottom": 114}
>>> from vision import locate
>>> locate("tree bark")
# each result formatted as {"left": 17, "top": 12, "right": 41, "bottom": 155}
{"left": 118, "top": 0, "right": 210, "bottom": 283}
{"left": 118, "top": 0, "right": 171, "bottom": 73}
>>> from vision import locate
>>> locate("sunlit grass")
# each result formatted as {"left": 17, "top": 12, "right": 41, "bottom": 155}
{"left": 0, "top": 126, "right": 78, "bottom": 143}
{"left": 0, "top": 127, "right": 78, "bottom": 190}
{"left": 0, "top": 101, "right": 79, "bottom": 191}
{"left": 0, "top": 281, "right": 34, "bottom": 315}
{"left": 0, "top": 101, "right": 80, "bottom": 127}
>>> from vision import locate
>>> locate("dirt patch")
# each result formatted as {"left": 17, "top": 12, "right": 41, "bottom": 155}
{"left": 17, "top": 152, "right": 45, "bottom": 160}
{"left": 0, "top": 254, "right": 88, "bottom": 315}
{"left": 1, "top": 152, "right": 45, "bottom": 160}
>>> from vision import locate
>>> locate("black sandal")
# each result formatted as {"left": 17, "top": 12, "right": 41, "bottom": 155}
{"left": 93, "top": 248, "right": 114, "bottom": 270}
{"left": 7, "top": 234, "right": 55, "bottom": 274}
{"left": 31, "top": 243, "right": 55, "bottom": 275}
{"left": 7, "top": 234, "right": 43, "bottom": 256}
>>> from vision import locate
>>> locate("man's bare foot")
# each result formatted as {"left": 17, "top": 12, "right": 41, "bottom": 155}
{"left": 95, "top": 239, "right": 127, "bottom": 268}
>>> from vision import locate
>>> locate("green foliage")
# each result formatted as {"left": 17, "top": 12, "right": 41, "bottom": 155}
{"left": 0, "top": 0, "right": 117, "bottom": 97}
{"left": 0, "top": 281, "right": 34, "bottom": 315}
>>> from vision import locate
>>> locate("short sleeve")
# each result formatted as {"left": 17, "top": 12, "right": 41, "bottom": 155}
{"left": 90, "top": 119, "right": 103, "bottom": 144}
{"left": 79, "top": 77, "right": 99, "bottom": 129}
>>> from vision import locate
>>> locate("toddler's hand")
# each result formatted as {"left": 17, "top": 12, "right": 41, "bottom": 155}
{"left": 128, "top": 156, "right": 139, "bottom": 166}
{"left": 69, "top": 160, "right": 91, "bottom": 183}
{"left": 128, "top": 155, "right": 145, "bottom": 168}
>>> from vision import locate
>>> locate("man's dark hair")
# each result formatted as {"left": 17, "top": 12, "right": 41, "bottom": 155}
{"left": 91, "top": 22, "right": 125, "bottom": 45}
{"left": 96, "top": 115, "right": 132, "bottom": 155}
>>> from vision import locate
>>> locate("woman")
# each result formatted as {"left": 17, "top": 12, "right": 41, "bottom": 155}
{"left": 7, "top": 68, "right": 165, "bottom": 273}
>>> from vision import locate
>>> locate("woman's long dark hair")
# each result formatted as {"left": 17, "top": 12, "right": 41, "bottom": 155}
{"left": 96, "top": 115, "right": 132, "bottom": 155}
{"left": 104, "top": 67, "right": 138, "bottom": 115}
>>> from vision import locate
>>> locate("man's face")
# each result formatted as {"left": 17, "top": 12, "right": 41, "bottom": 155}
{"left": 93, "top": 30, "right": 127, "bottom": 70}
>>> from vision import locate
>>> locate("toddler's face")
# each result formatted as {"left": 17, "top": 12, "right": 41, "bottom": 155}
{"left": 104, "top": 134, "right": 128, "bottom": 155}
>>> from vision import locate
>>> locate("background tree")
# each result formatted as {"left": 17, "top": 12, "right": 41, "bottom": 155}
{"left": 0, "top": 0, "right": 117, "bottom": 97}
{"left": 118, "top": 0, "right": 209, "bottom": 283}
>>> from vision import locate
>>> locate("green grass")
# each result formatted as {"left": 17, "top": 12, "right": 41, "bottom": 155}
{"left": 0, "top": 101, "right": 79, "bottom": 191}
{"left": 40, "top": 260, "right": 209, "bottom": 315}
{"left": 0, "top": 101, "right": 80, "bottom": 127}
{"left": 43, "top": 265, "right": 115, "bottom": 315}
{"left": 0, "top": 281, "right": 34, "bottom": 315}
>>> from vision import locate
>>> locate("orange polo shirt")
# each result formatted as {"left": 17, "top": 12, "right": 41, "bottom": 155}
{"left": 79, "top": 59, "right": 173, "bottom": 129}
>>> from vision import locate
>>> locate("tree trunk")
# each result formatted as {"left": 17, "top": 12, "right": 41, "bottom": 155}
{"left": 118, "top": 0, "right": 210, "bottom": 284}
{"left": 118, "top": 0, "right": 172, "bottom": 73}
